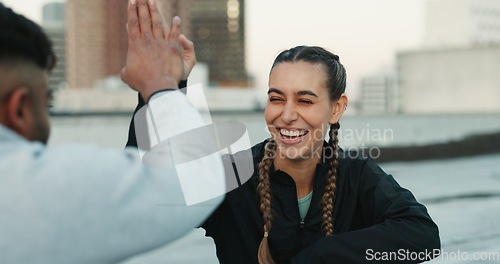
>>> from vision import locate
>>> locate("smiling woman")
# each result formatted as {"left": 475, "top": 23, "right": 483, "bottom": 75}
{"left": 196, "top": 46, "right": 440, "bottom": 264}
{"left": 266, "top": 60, "right": 347, "bottom": 161}
{"left": 124, "top": 45, "right": 441, "bottom": 264}
{"left": 257, "top": 46, "right": 349, "bottom": 263}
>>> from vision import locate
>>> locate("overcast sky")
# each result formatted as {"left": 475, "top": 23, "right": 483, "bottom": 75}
{"left": 2, "top": 0, "right": 428, "bottom": 101}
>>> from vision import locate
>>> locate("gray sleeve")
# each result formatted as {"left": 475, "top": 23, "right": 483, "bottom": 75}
{"left": 0, "top": 91, "right": 225, "bottom": 264}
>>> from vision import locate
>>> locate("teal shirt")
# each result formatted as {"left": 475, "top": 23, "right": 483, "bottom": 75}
{"left": 297, "top": 191, "right": 313, "bottom": 220}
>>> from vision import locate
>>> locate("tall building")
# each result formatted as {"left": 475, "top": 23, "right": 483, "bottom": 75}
{"left": 161, "top": 0, "right": 192, "bottom": 39}
{"left": 42, "top": 2, "right": 66, "bottom": 92}
{"left": 42, "top": 2, "right": 65, "bottom": 24}
{"left": 191, "top": 0, "right": 248, "bottom": 86}
{"left": 424, "top": 0, "right": 500, "bottom": 48}
{"left": 359, "top": 77, "right": 396, "bottom": 114}
{"left": 65, "top": 0, "right": 190, "bottom": 89}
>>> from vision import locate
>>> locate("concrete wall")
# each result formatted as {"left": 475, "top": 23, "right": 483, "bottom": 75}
{"left": 397, "top": 46, "right": 500, "bottom": 113}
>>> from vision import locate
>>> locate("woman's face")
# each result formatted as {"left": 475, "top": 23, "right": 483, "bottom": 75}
{"left": 265, "top": 61, "right": 341, "bottom": 161}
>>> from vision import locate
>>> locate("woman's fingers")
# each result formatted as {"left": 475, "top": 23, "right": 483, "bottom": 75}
{"left": 179, "top": 34, "right": 196, "bottom": 79}
{"left": 179, "top": 34, "right": 194, "bottom": 52}
{"left": 168, "top": 16, "right": 181, "bottom": 43}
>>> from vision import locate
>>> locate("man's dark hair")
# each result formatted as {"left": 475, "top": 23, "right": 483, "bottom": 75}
{"left": 0, "top": 3, "right": 56, "bottom": 71}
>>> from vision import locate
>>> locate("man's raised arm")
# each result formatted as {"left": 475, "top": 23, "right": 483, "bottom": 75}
{"left": 0, "top": 0, "right": 224, "bottom": 263}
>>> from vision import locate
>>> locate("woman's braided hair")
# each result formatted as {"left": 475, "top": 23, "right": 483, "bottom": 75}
{"left": 257, "top": 139, "right": 277, "bottom": 264}
{"left": 321, "top": 122, "right": 340, "bottom": 237}
{"left": 257, "top": 46, "right": 347, "bottom": 263}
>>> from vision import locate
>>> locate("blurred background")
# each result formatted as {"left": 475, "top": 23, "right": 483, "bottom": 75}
{"left": 3, "top": 0, "right": 500, "bottom": 262}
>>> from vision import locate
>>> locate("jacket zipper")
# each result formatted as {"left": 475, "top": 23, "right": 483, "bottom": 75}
{"left": 294, "top": 218, "right": 305, "bottom": 256}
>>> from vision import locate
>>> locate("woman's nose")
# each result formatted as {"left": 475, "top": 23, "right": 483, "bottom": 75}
{"left": 281, "top": 102, "right": 298, "bottom": 124}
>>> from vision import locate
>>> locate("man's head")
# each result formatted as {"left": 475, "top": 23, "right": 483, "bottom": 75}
{"left": 0, "top": 3, "right": 56, "bottom": 144}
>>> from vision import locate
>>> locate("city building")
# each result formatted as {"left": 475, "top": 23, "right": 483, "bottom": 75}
{"left": 359, "top": 77, "right": 396, "bottom": 114}
{"left": 191, "top": 0, "right": 248, "bottom": 86}
{"left": 424, "top": 0, "right": 500, "bottom": 48}
{"left": 42, "top": 2, "right": 64, "bottom": 24}
{"left": 42, "top": 2, "right": 66, "bottom": 91}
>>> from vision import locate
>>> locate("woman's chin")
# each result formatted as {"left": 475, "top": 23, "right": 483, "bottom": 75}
{"left": 276, "top": 145, "right": 311, "bottom": 161}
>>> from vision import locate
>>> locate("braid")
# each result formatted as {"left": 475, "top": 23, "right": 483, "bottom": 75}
{"left": 321, "top": 122, "right": 340, "bottom": 236}
{"left": 257, "top": 140, "right": 276, "bottom": 264}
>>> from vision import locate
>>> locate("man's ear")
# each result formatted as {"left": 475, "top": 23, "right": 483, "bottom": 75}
{"left": 330, "top": 94, "right": 348, "bottom": 124}
{"left": 4, "top": 88, "right": 33, "bottom": 138}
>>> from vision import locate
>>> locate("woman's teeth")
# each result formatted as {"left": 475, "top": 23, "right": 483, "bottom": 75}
{"left": 280, "top": 129, "right": 307, "bottom": 137}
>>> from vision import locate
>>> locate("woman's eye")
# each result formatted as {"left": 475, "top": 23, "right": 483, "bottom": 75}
{"left": 299, "top": 100, "right": 313, "bottom": 104}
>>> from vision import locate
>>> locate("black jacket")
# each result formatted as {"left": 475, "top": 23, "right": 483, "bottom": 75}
{"left": 201, "top": 140, "right": 440, "bottom": 264}
{"left": 125, "top": 80, "right": 187, "bottom": 148}
{"left": 126, "top": 90, "right": 440, "bottom": 263}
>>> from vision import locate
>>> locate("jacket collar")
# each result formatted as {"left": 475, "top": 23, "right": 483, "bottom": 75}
{"left": 270, "top": 162, "right": 330, "bottom": 186}
{"left": 0, "top": 123, "right": 27, "bottom": 144}
{"left": 253, "top": 139, "right": 333, "bottom": 187}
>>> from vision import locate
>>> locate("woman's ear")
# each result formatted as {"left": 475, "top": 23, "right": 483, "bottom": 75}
{"left": 329, "top": 94, "right": 348, "bottom": 124}
{"left": 4, "top": 88, "right": 33, "bottom": 138}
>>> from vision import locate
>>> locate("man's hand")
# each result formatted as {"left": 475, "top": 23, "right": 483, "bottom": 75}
{"left": 121, "top": 0, "right": 183, "bottom": 102}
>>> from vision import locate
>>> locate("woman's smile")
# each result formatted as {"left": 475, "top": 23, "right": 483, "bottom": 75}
{"left": 277, "top": 127, "right": 310, "bottom": 145}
